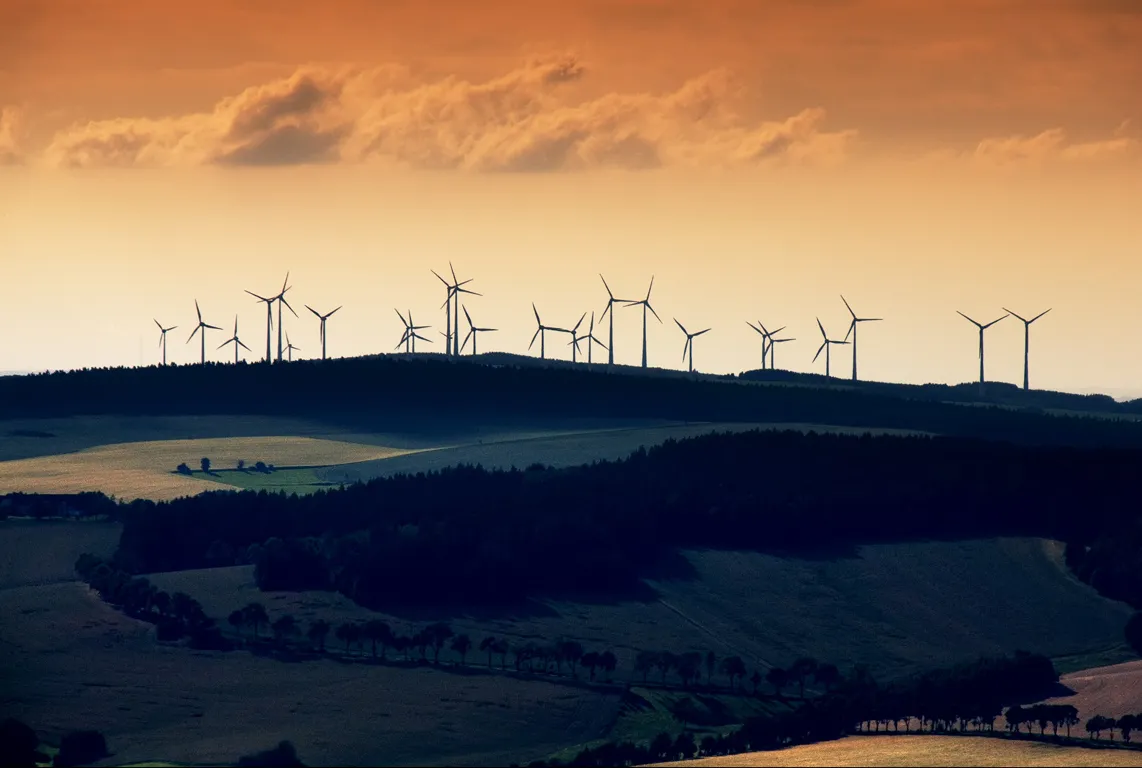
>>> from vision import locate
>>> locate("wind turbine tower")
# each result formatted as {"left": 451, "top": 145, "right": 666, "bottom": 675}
{"left": 461, "top": 306, "right": 497, "bottom": 355}
{"left": 574, "top": 311, "right": 608, "bottom": 365}
{"left": 306, "top": 304, "right": 342, "bottom": 361}
{"left": 154, "top": 319, "right": 177, "bottom": 366}
{"left": 528, "top": 304, "right": 568, "bottom": 360}
{"left": 566, "top": 313, "right": 587, "bottom": 363}
{"left": 1002, "top": 307, "right": 1051, "bottom": 391}
{"left": 812, "top": 318, "right": 849, "bottom": 377}
{"left": 218, "top": 316, "right": 252, "bottom": 364}
{"left": 244, "top": 289, "right": 275, "bottom": 363}
{"left": 841, "top": 296, "right": 883, "bottom": 382}
{"left": 272, "top": 272, "right": 298, "bottom": 363}
{"left": 284, "top": 331, "right": 300, "bottom": 362}
{"left": 674, "top": 318, "right": 711, "bottom": 374}
{"left": 957, "top": 311, "right": 1009, "bottom": 395}
{"left": 624, "top": 276, "right": 662, "bottom": 369}
{"left": 599, "top": 274, "right": 632, "bottom": 366}
{"left": 186, "top": 300, "right": 222, "bottom": 365}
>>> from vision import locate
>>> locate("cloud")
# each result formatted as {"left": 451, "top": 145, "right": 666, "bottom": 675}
{"left": 969, "top": 122, "right": 1140, "bottom": 167}
{"left": 40, "top": 56, "right": 857, "bottom": 171}
{"left": 0, "top": 107, "right": 26, "bottom": 165}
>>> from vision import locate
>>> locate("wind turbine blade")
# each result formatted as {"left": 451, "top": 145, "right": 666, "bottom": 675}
{"left": 573, "top": 312, "right": 586, "bottom": 333}
{"left": 1001, "top": 307, "right": 1027, "bottom": 323}
{"left": 245, "top": 290, "right": 269, "bottom": 302}
{"left": 238, "top": 339, "right": 251, "bottom": 351}
{"left": 834, "top": 340, "right": 850, "bottom": 345}
{"left": 217, "top": 338, "right": 232, "bottom": 350}
{"left": 816, "top": 317, "right": 827, "bottom": 339}
{"left": 187, "top": 325, "right": 200, "bottom": 343}
{"left": 648, "top": 303, "right": 662, "bottom": 323}
{"left": 412, "top": 332, "right": 431, "bottom": 344}
{"left": 529, "top": 328, "right": 541, "bottom": 350}
{"left": 205, "top": 323, "right": 223, "bottom": 331}
{"left": 280, "top": 296, "right": 298, "bottom": 317}
{"left": 328, "top": 306, "right": 342, "bottom": 318}
{"left": 646, "top": 275, "right": 655, "bottom": 301}
{"left": 449, "top": 262, "right": 458, "bottom": 284}
{"left": 463, "top": 305, "right": 473, "bottom": 327}
{"left": 1030, "top": 308, "right": 1052, "bottom": 323}
{"left": 589, "top": 311, "right": 596, "bottom": 334}
{"left": 195, "top": 300, "right": 202, "bottom": 323}
{"left": 746, "top": 321, "right": 763, "bottom": 334}
{"left": 600, "top": 274, "right": 614, "bottom": 300}
{"left": 306, "top": 305, "right": 321, "bottom": 318}
{"left": 457, "top": 287, "right": 482, "bottom": 297}
{"left": 592, "top": 336, "right": 608, "bottom": 350}
{"left": 533, "top": 303, "right": 541, "bottom": 325}
{"left": 695, "top": 328, "right": 711, "bottom": 336}
{"left": 674, "top": 318, "right": 687, "bottom": 335}
{"left": 841, "top": 295, "right": 856, "bottom": 318}
{"left": 844, "top": 319, "right": 855, "bottom": 343}
{"left": 394, "top": 308, "right": 408, "bottom": 326}
{"left": 154, "top": 318, "right": 163, "bottom": 331}
{"left": 956, "top": 310, "right": 980, "bottom": 327}
{"left": 600, "top": 301, "right": 612, "bottom": 321}
{"left": 682, "top": 338, "right": 690, "bottom": 361}
{"left": 813, "top": 341, "right": 826, "bottom": 363}
{"left": 462, "top": 329, "right": 473, "bottom": 352}
{"left": 861, "top": 317, "right": 884, "bottom": 322}
{"left": 280, "top": 271, "right": 291, "bottom": 295}
{"left": 982, "top": 314, "right": 1009, "bottom": 329}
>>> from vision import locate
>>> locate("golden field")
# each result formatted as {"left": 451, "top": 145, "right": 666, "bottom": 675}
{"left": 0, "top": 436, "right": 424, "bottom": 501}
{"left": 671, "top": 734, "right": 1142, "bottom": 766}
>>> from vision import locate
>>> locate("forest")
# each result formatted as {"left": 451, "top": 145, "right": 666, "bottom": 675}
{"left": 68, "top": 427, "right": 1141, "bottom": 614}
{"left": 3, "top": 355, "right": 1142, "bottom": 449}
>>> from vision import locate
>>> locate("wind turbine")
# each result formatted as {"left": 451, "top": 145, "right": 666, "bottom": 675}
{"left": 529, "top": 304, "right": 568, "bottom": 360}
{"left": 761, "top": 323, "right": 787, "bottom": 370}
{"left": 599, "top": 274, "right": 632, "bottom": 366}
{"left": 154, "top": 319, "right": 177, "bottom": 366}
{"left": 572, "top": 311, "right": 608, "bottom": 365}
{"left": 272, "top": 272, "right": 298, "bottom": 363}
{"left": 565, "top": 312, "right": 588, "bottom": 363}
{"left": 624, "top": 276, "right": 662, "bottom": 369}
{"left": 284, "top": 331, "right": 300, "bottom": 362}
{"left": 841, "top": 296, "right": 883, "bottom": 382}
{"left": 812, "top": 318, "right": 849, "bottom": 377}
{"left": 217, "top": 315, "right": 251, "bottom": 364}
{"left": 461, "top": 306, "right": 497, "bottom": 355}
{"left": 768, "top": 335, "right": 795, "bottom": 370}
{"left": 957, "top": 311, "right": 1009, "bottom": 395}
{"left": 186, "top": 300, "right": 222, "bottom": 365}
{"left": 244, "top": 288, "right": 275, "bottom": 363}
{"left": 674, "top": 318, "right": 711, "bottom": 373}
{"left": 433, "top": 264, "right": 480, "bottom": 357}
{"left": 305, "top": 304, "right": 342, "bottom": 361}
{"left": 395, "top": 309, "right": 432, "bottom": 353}
{"left": 1002, "top": 307, "right": 1051, "bottom": 391}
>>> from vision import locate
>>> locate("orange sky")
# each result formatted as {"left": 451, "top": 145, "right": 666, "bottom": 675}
{"left": 2, "top": 1, "right": 1140, "bottom": 395}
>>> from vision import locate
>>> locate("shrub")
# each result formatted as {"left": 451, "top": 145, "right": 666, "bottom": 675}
{"left": 254, "top": 461, "right": 268, "bottom": 473}
{"left": 55, "top": 730, "right": 107, "bottom": 767}
{"left": 0, "top": 718, "right": 38, "bottom": 765}
{"left": 237, "top": 740, "right": 305, "bottom": 766}
{"left": 176, "top": 462, "right": 191, "bottom": 475}
{"left": 1127, "top": 612, "right": 1142, "bottom": 657}
{"left": 200, "top": 457, "right": 211, "bottom": 473}
{"left": 237, "top": 459, "right": 246, "bottom": 471}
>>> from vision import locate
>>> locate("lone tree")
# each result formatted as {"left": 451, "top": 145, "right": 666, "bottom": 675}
{"left": 425, "top": 622, "right": 453, "bottom": 665}
{"left": 271, "top": 615, "right": 298, "bottom": 647}
{"left": 480, "top": 636, "right": 497, "bottom": 668}
{"left": 307, "top": 619, "right": 330, "bottom": 652}
{"left": 790, "top": 657, "right": 819, "bottom": 697}
{"left": 237, "top": 740, "right": 305, "bottom": 767}
{"left": 766, "top": 667, "right": 790, "bottom": 697}
{"left": 719, "top": 656, "right": 746, "bottom": 690}
{"left": 598, "top": 650, "right": 617, "bottom": 681}
{"left": 228, "top": 609, "right": 246, "bottom": 639}
{"left": 200, "top": 457, "right": 211, "bottom": 473}
{"left": 363, "top": 620, "right": 392, "bottom": 659}
{"left": 242, "top": 603, "right": 268, "bottom": 640}
{"left": 176, "top": 462, "right": 192, "bottom": 475}
{"left": 55, "top": 730, "right": 108, "bottom": 767}
{"left": 813, "top": 662, "right": 842, "bottom": 692}
{"left": 451, "top": 633, "right": 472, "bottom": 665}
{"left": 705, "top": 650, "right": 717, "bottom": 686}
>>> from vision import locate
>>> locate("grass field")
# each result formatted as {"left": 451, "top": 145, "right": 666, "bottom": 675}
{"left": 0, "top": 581, "right": 621, "bottom": 767}
{"left": 321, "top": 421, "right": 927, "bottom": 485}
{"left": 0, "top": 519, "right": 120, "bottom": 589}
{"left": 0, "top": 436, "right": 421, "bottom": 501}
{"left": 1037, "top": 660, "right": 1142, "bottom": 723}
{"left": 146, "top": 538, "right": 1131, "bottom": 685}
{"left": 673, "top": 734, "right": 1142, "bottom": 766}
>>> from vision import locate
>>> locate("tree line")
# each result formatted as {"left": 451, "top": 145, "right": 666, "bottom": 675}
{"left": 4, "top": 354, "right": 1142, "bottom": 450}
{"left": 77, "top": 553, "right": 845, "bottom": 701}
{"left": 538, "top": 652, "right": 1142, "bottom": 767}
{"left": 97, "top": 428, "right": 1142, "bottom": 620}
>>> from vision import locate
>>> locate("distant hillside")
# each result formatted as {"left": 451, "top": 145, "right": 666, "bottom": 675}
{"left": 2, "top": 353, "right": 1142, "bottom": 449}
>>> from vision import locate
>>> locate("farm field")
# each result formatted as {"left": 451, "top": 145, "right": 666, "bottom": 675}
{"left": 0, "top": 581, "right": 621, "bottom": 767}
{"left": 1037, "top": 660, "right": 1142, "bottom": 723}
{"left": 147, "top": 538, "right": 1131, "bottom": 685}
{"left": 0, "top": 436, "right": 423, "bottom": 501}
{"left": 320, "top": 421, "right": 927, "bottom": 485}
{"left": 673, "top": 734, "right": 1142, "bottom": 766}
{"left": 0, "top": 519, "right": 120, "bottom": 589}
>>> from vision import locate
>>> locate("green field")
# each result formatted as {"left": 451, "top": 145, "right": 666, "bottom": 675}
{"left": 674, "top": 734, "right": 1142, "bottom": 767}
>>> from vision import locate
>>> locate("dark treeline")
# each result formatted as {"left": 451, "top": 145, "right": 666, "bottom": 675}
{"left": 102, "top": 429, "right": 1142, "bottom": 611}
{"left": 0, "top": 492, "right": 118, "bottom": 519}
{"left": 549, "top": 652, "right": 1066, "bottom": 766}
{"left": 3, "top": 355, "right": 1142, "bottom": 449}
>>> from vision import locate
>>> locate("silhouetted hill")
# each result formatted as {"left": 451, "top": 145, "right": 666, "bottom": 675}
{"left": 2, "top": 353, "right": 1141, "bottom": 448}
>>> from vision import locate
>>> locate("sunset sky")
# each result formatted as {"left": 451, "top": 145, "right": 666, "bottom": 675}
{"left": 2, "top": 0, "right": 1140, "bottom": 396}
